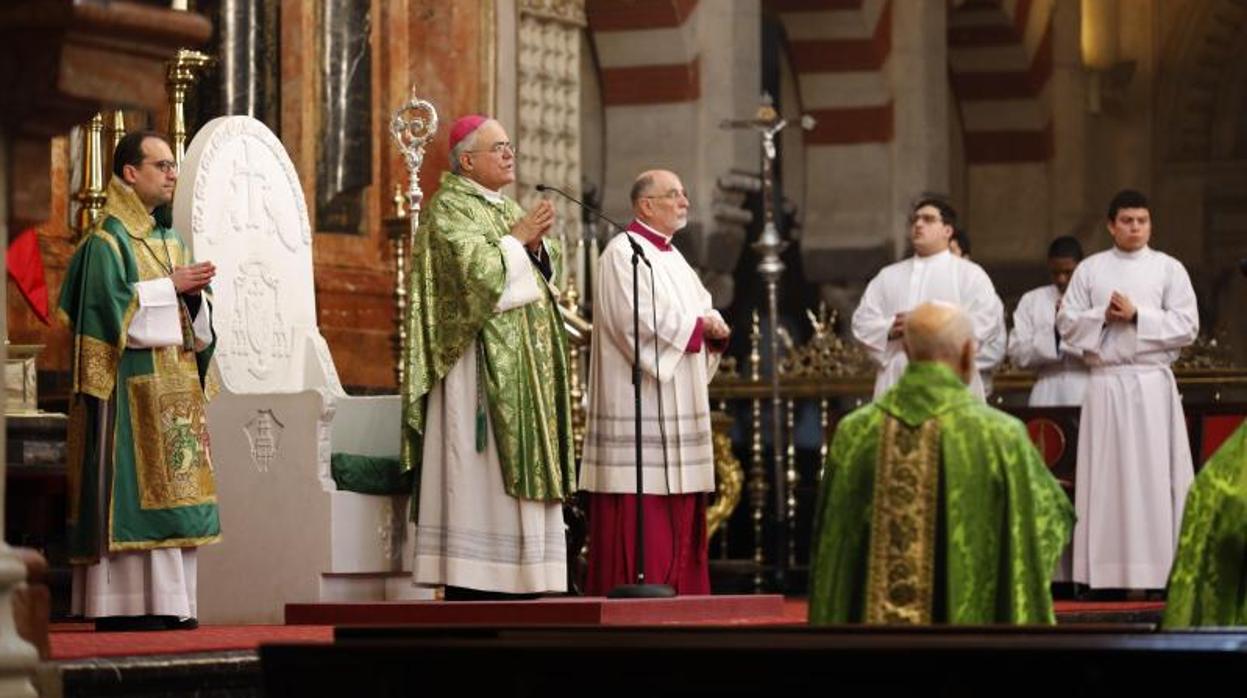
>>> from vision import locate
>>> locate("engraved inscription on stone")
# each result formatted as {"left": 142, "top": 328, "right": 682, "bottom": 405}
{"left": 244, "top": 409, "right": 284, "bottom": 473}
{"left": 175, "top": 116, "right": 317, "bottom": 395}
{"left": 229, "top": 259, "right": 290, "bottom": 381}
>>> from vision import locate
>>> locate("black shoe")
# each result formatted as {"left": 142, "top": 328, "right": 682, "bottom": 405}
{"left": 94, "top": 615, "right": 168, "bottom": 632}
{"left": 164, "top": 616, "right": 199, "bottom": 630}
{"left": 443, "top": 586, "right": 542, "bottom": 602}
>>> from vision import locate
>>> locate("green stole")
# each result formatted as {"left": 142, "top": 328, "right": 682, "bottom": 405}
{"left": 58, "top": 177, "right": 220, "bottom": 562}
{"left": 400, "top": 172, "right": 576, "bottom": 512}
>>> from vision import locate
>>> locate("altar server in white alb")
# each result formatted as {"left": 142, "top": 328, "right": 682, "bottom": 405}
{"left": 1008, "top": 236, "right": 1089, "bottom": 406}
{"left": 851, "top": 198, "right": 1005, "bottom": 400}
{"left": 579, "top": 169, "right": 728, "bottom": 596}
{"left": 948, "top": 227, "right": 1006, "bottom": 396}
{"left": 1057, "top": 189, "right": 1198, "bottom": 591}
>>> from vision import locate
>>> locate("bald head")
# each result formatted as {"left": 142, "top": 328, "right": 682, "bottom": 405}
{"left": 630, "top": 169, "right": 689, "bottom": 235}
{"left": 903, "top": 301, "right": 975, "bottom": 384}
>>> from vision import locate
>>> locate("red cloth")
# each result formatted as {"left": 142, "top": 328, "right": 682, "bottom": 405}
{"left": 6, "top": 226, "right": 49, "bottom": 324}
{"left": 685, "top": 317, "right": 704, "bottom": 353}
{"left": 585, "top": 492, "right": 710, "bottom": 596}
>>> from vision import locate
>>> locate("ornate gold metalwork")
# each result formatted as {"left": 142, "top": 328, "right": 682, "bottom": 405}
{"left": 562, "top": 278, "right": 587, "bottom": 460}
{"left": 74, "top": 113, "right": 107, "bottom": 238}
{"left": 865, "top": 416, "right": 941, "bottom": 625}
{"left": 785, "top": 397, "right": 798, "bottom": 568}
{"left": 108, "top": 110, "right": 127, "bottom": 154}
{"left": 1176, "top": 332, "right": 1237, "bottom": 370}
{"left": 818, "top": 398, "right": 830, "bottom": 473}
{"left": 707, "top": 411, "right": 743, "bottom": 539}
{"left": 746, "top": 310, "right": 768, "bottom": 591}
{"left": 166, "top": 49, "right": 215, "bottom": 166}
{"left": 779, "top": 303, "right": 875, "bottom": 378}
{"left": 390, "top": 90, "right": 439, "bottom": 388}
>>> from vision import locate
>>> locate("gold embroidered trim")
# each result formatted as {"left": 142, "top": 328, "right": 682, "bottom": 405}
{"left": 153, "top": 345, "right": 199, "bottom": 379}
{"left": 203, "top": 358, "right": 222, "bottom": 403}
{"left": 107, "top": 534, "right": 222, "bottom": 554}
{"left": 75, "top": 335, "right": 119, "bottom": 399}
{"left": 132, "top": 231, "right": 183, "bottom": 281}
{"left": 127, "top": 372, "right": 216, "bottom": 510}
{"left": 102, "top": 177, "right": 155, "bottom": 239}
{"left": 865, "top": 416, "right": 941, "bottom": 625}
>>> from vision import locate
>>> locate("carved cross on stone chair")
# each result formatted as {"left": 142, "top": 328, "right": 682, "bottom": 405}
{"left": 173, "top": 116, "right": 427, "bottom": 624}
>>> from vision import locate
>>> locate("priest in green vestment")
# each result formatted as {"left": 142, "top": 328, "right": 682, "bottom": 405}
{"left": 809, "top": 301, "right": 1073, "bottom": 625}
{"left": 57, "top": 131, "right": 219, "bottom": 631}
{"left": 1163, "top": 421, "right": 1247, "bottom": 628}
{"left": 401, "top": 115, "right": 576, "bottom": 598}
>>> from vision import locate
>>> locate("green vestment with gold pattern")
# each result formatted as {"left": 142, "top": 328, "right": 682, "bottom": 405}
{"left": 809, "top": 362, "right": 1073, "bottom": 625}
{"left": 1163, "top": 421, "right": 1247, "bottom": 628}
{"left": 57, "top": 177, "right": 220, "bottom": 563}
{"left": 400, "top": 172, "right": 575, "bottom": 511}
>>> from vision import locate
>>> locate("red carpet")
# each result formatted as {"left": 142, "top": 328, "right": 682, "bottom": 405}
{"left": 50, "top": 624, "right": 332, "bottom": 661}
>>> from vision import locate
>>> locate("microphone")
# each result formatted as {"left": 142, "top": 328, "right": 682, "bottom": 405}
{"left": 536, "top": 183, "right": 649, "bottom": 266}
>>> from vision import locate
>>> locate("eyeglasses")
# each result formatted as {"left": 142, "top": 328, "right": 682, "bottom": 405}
{"left": 908, "top": 213, "right": 943, "bottom": 225}
{"left": 466, "top": 141, "right": 517, "bottom": 156}
{"left": 143, "top": 159, "right": 178, "bottom": 174}
{"left": 640, "top": 188, "right": 689, "bottom": 201}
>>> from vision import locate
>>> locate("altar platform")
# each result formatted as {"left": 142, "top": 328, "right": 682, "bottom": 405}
{"left": 40, "top": 598, "right": 1177, "bottom": 697}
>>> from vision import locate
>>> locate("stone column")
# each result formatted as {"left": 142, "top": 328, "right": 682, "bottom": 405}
{"left": 891, "top": 0, "right": 949, "bottom": 246}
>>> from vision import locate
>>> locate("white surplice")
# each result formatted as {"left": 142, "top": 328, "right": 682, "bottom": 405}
{"left": 979, "top": 300, "right": 1007, "bottom": 396}
{"left": 412, "top": 234, "right": 567, "bottom": 594}
{"left": 1056, "top": 246, "right": 1198, "bottom": 589}
{"left": 579, "top": 224, "right": 720, "bottom": 496}
{"left": 72, "top": 278, "right": 213, "bottom": 619}
{"left": 851, "top": 250, "right": 1005, "bottom": 400}
{"left": 1009, "top": 284, "right": 1089, "bottom": 407}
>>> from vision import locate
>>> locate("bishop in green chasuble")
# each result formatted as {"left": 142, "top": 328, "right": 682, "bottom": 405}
{"left": 401, "top": 116, "right": 575, "bottom": 594}
{"left": 810, "top": 303, "right": 1073, "bottom": 625}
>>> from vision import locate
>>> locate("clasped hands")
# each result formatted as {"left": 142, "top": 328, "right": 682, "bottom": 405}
{"left": 510, "top": 199, "right": 555, "bottom": 251}
{"left": 1104, "top": 291, "right": 1137, "bottom": 324}
{"left": 888, "top": 312, "right": 907, "bottom": 341}
{"left": 171, "top": 261, "right": 215, "bottom": 295}
{"left": 703, "top": 313, "right": 731, "bottom": 341}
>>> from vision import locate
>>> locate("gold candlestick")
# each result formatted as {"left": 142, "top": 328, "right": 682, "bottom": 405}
{"left": 73, "top": 113, "right": 107, "bottom": 238}
{"left": 166, "top": 49, "right": 214, "bottom": 166}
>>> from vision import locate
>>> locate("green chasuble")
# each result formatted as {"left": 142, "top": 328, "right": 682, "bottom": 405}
{"left": 400, "top": 172, "right": 575, "bottom": 511}
{"left": 1163, "top": 421, "right": 1247, "bottom": 628}
{"left": 57, "top": 177, "right": 220, "bottom": 563}
{"left": 809, "top": 362, "right": 1073, "bottom": 625}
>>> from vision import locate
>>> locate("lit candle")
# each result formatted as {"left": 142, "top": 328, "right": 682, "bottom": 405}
{"left": 172, "top": 0, "right": 187, "bottom": 10}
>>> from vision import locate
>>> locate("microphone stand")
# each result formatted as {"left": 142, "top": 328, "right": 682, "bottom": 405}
{"left": 536, "top": 185, "right": 675, "bottom": 599}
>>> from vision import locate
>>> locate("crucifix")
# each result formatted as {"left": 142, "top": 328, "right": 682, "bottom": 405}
{"left": 720, "top": 93, "right": 815, "bottom": 593}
